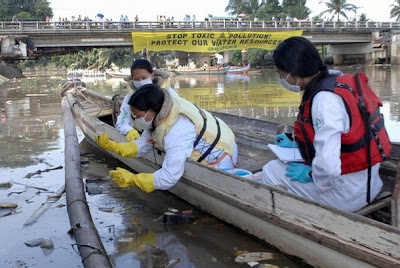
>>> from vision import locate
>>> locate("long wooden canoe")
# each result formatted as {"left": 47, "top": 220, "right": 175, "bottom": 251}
{"left": 174, "top": 66, "right": 230, "bottom": 75}
{"left": 64, "top": 88, "right": 400, "bottom": 268}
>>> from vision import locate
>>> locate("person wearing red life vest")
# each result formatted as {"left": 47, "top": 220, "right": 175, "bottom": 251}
{"left": 262, "top": 37, "right": 391, "bottom": 212}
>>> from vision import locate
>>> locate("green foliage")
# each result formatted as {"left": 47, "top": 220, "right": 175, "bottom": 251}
{"left": 281, "top": 0, "right": 310, "bottom": 19}
{"left": 391, "top": 0, "right": 400, "bottom": 22}
{"left": 18, "top": 48, "right": 139, "bottom": 70}
{"left": 255, "top": 0, "right": 282, "bottom": 20}
{"left": 319, "top": 0, "right": 356, "bottom": 21}
{"left": 0, "top": 0, "right": 52, "bottom": 21}
{"left": 229, "top": 48, "right": 273, "bottom": 66}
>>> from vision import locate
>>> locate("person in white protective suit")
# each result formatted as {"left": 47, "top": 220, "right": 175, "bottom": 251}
{"left": 213, "top": 53, "right": 224, "bottom": 67}
{"left": 262, "top": 37, "right": 391, "bottom": 212}
{"left": 96, "top": 84, "right": 238, "bottom": 193}
{"left": 115, "top": 59, "right": 173, "bottom": 141}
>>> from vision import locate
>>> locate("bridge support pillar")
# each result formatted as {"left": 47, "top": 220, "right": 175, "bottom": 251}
{"left": 390, "top": 32, "right": 400, "bottom": 65}
{"left": 328, "top": 43, "right": 371, "bottom": 65}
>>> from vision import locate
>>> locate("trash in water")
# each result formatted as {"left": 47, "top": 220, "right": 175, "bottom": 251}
{"left": 0, "top": 202, "right": 18, "bottom": 208}
{"left": 7, "top": 184, "right": 27, "bottom": 196}
{"left": 24, "top": 237, "right": 54, "bottom": 249}
{"left": 0, "top": 181, "right": 12, "bottom": 188}
{"left": 85, "top": 183, "right": 103, "bottom": 195}
{"left": 235, "top": 252, "right": 277, "bottom": 263}
{"left": 162, "top": 211, "right": 197, "bottom": 225}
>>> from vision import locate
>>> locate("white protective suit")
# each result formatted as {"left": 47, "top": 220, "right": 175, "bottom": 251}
{"left": 262, "top": 91, "right": 383, "bottom": 212}
{"left": 133, "top": 115, "right": 238, "bottom": 190}
{"left": 214, "top": 53, "right": 224, "bottom": 65}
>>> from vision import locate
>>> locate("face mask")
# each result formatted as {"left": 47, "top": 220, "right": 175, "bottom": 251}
{"left": 279, "top": 73, "right": 301, "bottom": 92}
{"left": 135, "top": 110, "right": 154, "bottom": 130}
{"left": 133, "top": 77, "right": 153, "bottom": 89}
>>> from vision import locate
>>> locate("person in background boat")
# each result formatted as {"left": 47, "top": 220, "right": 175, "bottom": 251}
{"left": 262, "top": 36, "right": 391, "bottom": 212}
{"left": 115, "top": 59, "right": 172, "bottom": 142}
{"left": 213, "top": 53, "right": 224, "bottom": 68}
{"left": 241, "top": 47, "right": 248, "bottom": 66}
{"left": 140, "top": 47, "right": 147, "bottom": 59}
{"left": 96, "top": 84, "right": 238, "bottom": 193}
{"left": 202, "top": 61, "right": 208, "bottom": 70}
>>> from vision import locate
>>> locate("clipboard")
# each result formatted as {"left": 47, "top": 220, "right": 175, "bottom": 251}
{"left": 267, "top": 144, "right": 304, "bottom": 163}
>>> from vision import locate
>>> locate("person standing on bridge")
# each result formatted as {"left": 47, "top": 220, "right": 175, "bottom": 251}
{"left": 96, "top": 84, "right": 238, "bottom": 193}
{"left": 262, "top": 36, "right": 391, "bottom": 212}
{"left": 115, "top": 59, "right": 173, "bottom": 141}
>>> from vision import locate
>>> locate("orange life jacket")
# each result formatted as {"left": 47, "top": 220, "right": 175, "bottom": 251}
{"left": 294, "top": 72, "right": 391, "bottom": 174}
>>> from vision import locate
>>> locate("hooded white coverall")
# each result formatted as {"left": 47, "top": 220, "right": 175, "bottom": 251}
{"left": 262, "top": 91, "right": 383, "bottom": 212}
{"left": 133, "top": 115, "right": 238, "bottom": 190}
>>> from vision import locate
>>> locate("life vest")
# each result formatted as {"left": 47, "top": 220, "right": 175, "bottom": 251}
{"left": 294, "top": 72, "right": 391, "bottom": 174}
{"left": 151, "top": 90, "right": 235, "bottom": 164}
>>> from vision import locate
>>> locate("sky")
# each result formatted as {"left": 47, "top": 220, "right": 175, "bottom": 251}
{"left": 48, "top": 0, "right": 397, "bottom": 22}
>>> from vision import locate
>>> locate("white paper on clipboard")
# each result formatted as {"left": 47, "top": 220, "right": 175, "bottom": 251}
{"left": 267, "top": 144, "right": 304, "bottom": 163}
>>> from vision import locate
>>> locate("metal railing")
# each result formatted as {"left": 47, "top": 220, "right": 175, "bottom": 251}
{"left": 1, "top": 20, "right": 399, "bottom": 32}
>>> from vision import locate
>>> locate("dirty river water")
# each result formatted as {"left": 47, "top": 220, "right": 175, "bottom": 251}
{"left": 0, "top": 65, "right": 399, "bottom": 267}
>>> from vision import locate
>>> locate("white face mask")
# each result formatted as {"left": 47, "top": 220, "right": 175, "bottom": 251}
{"left": 133, "top": 77, "right": 153, "bottom": 89}
{"left": 279, "top": 73, "right": 301, "bottom": 92}
{"left": 135, "top": 110, "right": 154, "bottom": 129}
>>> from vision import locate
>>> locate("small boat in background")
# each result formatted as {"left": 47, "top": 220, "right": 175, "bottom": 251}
{"left": 105, "top": 68, "right": 131, "bottom": 78}
{"left": 175, "top": 66, "right": 230, "bottom": 75}
{"left": 227, "top": 63, "right": 251, "bottom": 74}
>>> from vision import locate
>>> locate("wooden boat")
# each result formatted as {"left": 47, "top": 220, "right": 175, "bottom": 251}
{"left": 64, "top": 87, "right": 400, "bottom": 268}
{"left": 174, "top": 66, "right": 230, "bottom": 75}
{"left": 227, "top": 63, "right": 251, "bottom": 74}
{"left": 105, "top": 69, "right": 130, "bottom": 78}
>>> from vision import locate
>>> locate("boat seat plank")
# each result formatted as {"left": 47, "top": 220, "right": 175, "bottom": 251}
{"left": 88, "top": 108, "right": 113, "bottom": 117}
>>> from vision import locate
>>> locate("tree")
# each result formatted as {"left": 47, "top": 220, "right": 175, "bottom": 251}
{"left": 0, "top": 0, "right": 53, "bottom": 21}
{"left": 225, "top": 0, "right": 265, "bottom": 16}
{"left": 391, "top": 0, "right": 400, "bottom": 22}
{"left": 358, "top": 13, "right": 369, "bottom": 22}
{"left": 255, "top": 0, "right": 282, "bottom": 21}
{"left": 282, "top": 0, "right": 310, "bottom": 19}
{"left": 319, "top": 0, "right": 356, "bottom": 21}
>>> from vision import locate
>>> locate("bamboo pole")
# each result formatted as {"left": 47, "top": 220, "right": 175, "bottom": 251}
{"left": 62, "top": 97, "right": 112, "bottom": 268}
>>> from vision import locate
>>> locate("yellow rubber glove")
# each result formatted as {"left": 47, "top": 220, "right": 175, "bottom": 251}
{"left": 95, "top": 133, "right": 138, "bottom": 157}
{"left": 126, "top": 129, "right": 140, "bottom": 141}
{"left": 109, "top": 167, "right": 156, "bottom": 193}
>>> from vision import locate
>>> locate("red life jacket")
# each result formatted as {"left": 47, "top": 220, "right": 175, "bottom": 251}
{"left": 294, "top": 72, "right": 391, "bottom": 174}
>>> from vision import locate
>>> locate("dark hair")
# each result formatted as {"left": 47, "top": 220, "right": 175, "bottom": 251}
{"left": 273, "top": 37, "right": 327, "bottom": 77}
{"left": 128, "top": 84, "right": 164, "bottom": 113}
{"left": 130, "top": 59, "right": 153, "bottom": 74}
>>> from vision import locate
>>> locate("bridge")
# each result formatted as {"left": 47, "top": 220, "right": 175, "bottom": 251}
{"left": 0, "top": 20, "right": 398, "bottom": 64}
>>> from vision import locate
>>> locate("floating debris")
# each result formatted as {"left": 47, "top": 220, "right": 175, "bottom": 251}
{"left": 85, "top": 183, "right": 103, "bottom": 195}
{"left": 0, "top": 180, "right": 12, "bottom": 188}
{"left": 235, "top": 252, "right": 277, "bottom": 263}
{"left": 25, "top": 165, "right": 63, "bottom": 178}
{"left": 85, "top": 177, "right": 104, "bottom": 183}
{"left": 0, "top": 202, "right": 18, "bottom": 208}
{"left": 0, "top": 208, "right": 14, "bottom": 218}
{"left": 7, "top": 184, "right": 27, "bottom": 196}
{"left": 24, "top": 237, "right": 54, "bottom": 249}
{"left": 162, "top": 211, "right": 198, "bottom": 225}
{"left": 166, "top": 258, "right": 180, "bottom": 267}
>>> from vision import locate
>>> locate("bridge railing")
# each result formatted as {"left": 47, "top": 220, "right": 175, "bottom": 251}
{"left": 1, "top": 20, "right": 400, "bottom": 32}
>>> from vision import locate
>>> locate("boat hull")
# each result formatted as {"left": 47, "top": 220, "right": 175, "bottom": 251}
{"left": 65, "top": 89, "right": 400, "bottom": 268}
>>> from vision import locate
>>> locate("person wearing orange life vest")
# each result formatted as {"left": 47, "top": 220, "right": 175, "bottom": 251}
{"left": 262, "top": 37, "right": 391, "bottom": 212}
{"left": 96, "top": 84, "right": 238, "bottom": 193}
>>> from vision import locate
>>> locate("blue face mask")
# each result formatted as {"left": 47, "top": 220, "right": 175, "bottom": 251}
{"left": 133, "top": 77, "right": 153, "bottom": 89}
{"left": 279, "top": 73, "right": 301, "bottom": 92}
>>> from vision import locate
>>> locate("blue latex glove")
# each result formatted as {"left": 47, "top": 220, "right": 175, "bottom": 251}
{"left": 286, "top": 162, "right": 313, "bottom": 183}
{"left": 275, "top": 133, "right": 297, "bottom": 148}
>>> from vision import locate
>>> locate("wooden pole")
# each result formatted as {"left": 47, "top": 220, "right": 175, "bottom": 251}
{"left": 62, "top": 98, "right": 112, "bottom": 268}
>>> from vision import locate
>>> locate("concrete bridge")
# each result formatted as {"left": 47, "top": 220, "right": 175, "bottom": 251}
{"left": 0, "top": 20, "right": 398, "bottom": 64}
